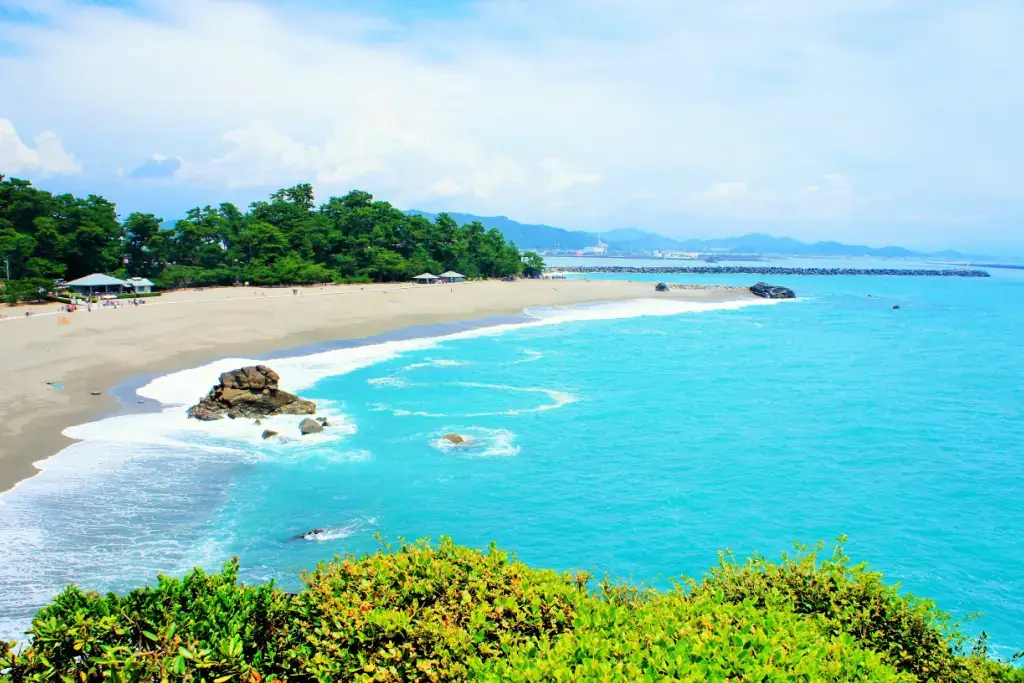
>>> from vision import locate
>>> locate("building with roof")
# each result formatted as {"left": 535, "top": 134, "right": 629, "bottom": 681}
{"left": 438, "top": 271, "right": 465, "bottom": 283}
{"left": 65, "top": 273, "right": 130, "bottom": 297}
{"left": 412, "top": 273, "right": 440, "bottom": 284}
{"left": 126, "top": 277, "right": 155, "bottom": 294}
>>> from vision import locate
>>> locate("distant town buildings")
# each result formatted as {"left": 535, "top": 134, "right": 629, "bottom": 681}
{"left": 580, "top": 236, "right": 608, "bottom": 256}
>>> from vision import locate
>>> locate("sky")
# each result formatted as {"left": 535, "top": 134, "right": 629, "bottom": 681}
{"left": 0, "top": 0, "right": 1022, "bottom": 253}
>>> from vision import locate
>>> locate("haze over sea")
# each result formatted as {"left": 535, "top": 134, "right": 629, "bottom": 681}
{"left": 1, "top": 260, "right": 1021, "bottom": 658}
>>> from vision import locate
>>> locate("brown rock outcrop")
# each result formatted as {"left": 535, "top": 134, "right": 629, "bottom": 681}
{"left": 186, "top": 365, "right": 316, "bottom": 421}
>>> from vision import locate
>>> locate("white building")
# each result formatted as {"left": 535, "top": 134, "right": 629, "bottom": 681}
{"left": 412, "top": 273, "right": 440, "bottom": 284}
{"left": 439, "top": 271, "right": 465, "bottom": 283}
{"left": 582, "top": 236, "right": 608, "bottom": 256}
{"left": 65, "top": 273, "right": 129, "bottom": 297}
{"left": 126, "top": 277, "right": 155, "bottom": 294}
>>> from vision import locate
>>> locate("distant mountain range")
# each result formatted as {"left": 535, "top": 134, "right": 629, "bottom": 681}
{"left": 407, "top": 210, "right": 976, "bottom": 260}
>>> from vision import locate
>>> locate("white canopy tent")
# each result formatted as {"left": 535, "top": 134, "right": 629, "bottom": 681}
{"left": 412, "top": 273, "right": 440, "bottom": 284}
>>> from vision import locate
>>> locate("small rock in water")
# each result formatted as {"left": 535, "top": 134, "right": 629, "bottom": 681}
{"left": 655, "top": 282, "right": 669, "bottom": 292}
{"left": 443, "top": 433, "right": 466, "bottom": 444}
{"left": 893, "top": 305, "right": 901, "bottom": 310}
{"left": 254, "top": 418, "right": 262, "bottom": 425}
{"left": 262, "top": 429, "right": 279, "bottom": 439}
{"left": 316, "top": 416, "right": 330, "bottom": 427}
{"left": 297, "top": 528, "right": 325, "bottom": 541}
{"left": 90, "top": 391, "right": 101, "bottom": 396}
{"left": 299, "top": 418, "right": 323, "bottom": 435}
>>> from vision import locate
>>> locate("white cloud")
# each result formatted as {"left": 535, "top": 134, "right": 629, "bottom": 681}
{"left": 0, "top": 118, "right": 80, "bottom": 175}
{"left": 0, "top": 0, "right": 1022, "bottom": 246}
{"left": 694, "top": 182, "right": 751, "bottom": 203}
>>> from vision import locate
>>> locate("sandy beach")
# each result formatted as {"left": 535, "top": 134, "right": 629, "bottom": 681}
{"left": 0, "top": 279, "right": 753, "bottom": 492}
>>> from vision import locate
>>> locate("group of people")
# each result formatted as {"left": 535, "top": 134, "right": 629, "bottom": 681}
{"left": 58, "top": 297, "right": 149, "bottom": 314}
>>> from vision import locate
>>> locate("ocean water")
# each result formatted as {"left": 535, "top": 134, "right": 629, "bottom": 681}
{"left": 1, "top": 268, "right": 1022, "bottom": 659}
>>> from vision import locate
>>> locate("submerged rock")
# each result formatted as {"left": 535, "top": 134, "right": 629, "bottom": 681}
{"left": 316, "top": 416, "right": 330, "bottom": 427}
{"left": 186, "top": 365, "right": 316, "bottom": 421}
{"left": 443, "top": 433, "right": 466, "bottom": 444}
{"left": 299, "top": 418, "right": 323, "bottom": 435}
{"left": 893, "top": 305, "right": 901, "bottom": 310}
{"left": 296, "top": 528, "right": 325, "bottom": 541}
{"left": 749, "top": 282, "right": 796, "bottom": 299}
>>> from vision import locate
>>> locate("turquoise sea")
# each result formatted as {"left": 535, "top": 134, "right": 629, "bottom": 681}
{"left": 1, "top": 262, "right": 1022, "bottom": 658}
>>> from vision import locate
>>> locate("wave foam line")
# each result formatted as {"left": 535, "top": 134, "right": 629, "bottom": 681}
{"left": 402, "top": 359, "right": 470, "bottom": 371}
{"left": 379, "top": 383, "right": 577, "bottom": 418}
{"left": 137, "top": 297, "right": 781, "bottom": 409}
{"left": 452, "top": 382, "right": 579, "bottom": 416}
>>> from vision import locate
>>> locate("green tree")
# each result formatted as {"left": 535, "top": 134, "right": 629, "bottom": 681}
{"left": 521, "top": 251, "right": 545, "bottom": 278}
{"left": 123, "top": 212, "right": 164, "bottom": 278}
{"left": 0, "top": 176, "right": 531, "bottom": 290}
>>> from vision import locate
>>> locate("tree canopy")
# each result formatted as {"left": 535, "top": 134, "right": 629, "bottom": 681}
{"left": 0, "top": 176, "right": 542, "bottom": 296}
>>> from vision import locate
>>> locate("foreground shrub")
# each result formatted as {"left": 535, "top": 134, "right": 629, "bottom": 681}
{"left": 2, "top": 538, "right": 1021, "bottom": 682}
{"left": 0, "top": 559, "right": 291, "bottom": 682}
{"left": 476, "top": 586, "right": 908, "bottom": 681}
{"left": 687, "top": 538, "right": 1020, "bottom": 682}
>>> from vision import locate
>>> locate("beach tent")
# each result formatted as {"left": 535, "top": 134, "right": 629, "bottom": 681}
{"left": 439, "top": 271, "right": 465, "bottom": 283}
{"left": 65, "top": 273, "right": 130, "bottom": 297}
{"left": 412, "top": 273, "right": 440, "bottom": 284}
{"left": 126, "top": 277, "right": 155, "bottom": 294}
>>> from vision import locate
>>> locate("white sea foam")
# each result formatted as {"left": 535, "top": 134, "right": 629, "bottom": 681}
{"left": 508, "top": 350, "right": 544, "bottom": 364}
{"left": 131, "top": 297, "right": 778, "bottom": 413}
{"left": 298, "top": 521, "right": 362, "bottom": 542}
{"left": 454, "top": 382, "right": 579, "bottom": 416}
{"left": 523, "top": 296, "right": 779, "bottom": 323}
{"left": 392, "top": 408, "right": 443, "bottom": 417}
{"left": 402, "top": 358, "right": 470, "bottom": 371}
{"left": 431, "top": 427, "right": 520, "bottom": 458}
{"left": 375, "top": 383, "right": 577, "bottom": 418}
{"left": 297, "top": 516, "right": 378, "bottom": 542}
{"left": 367, "top": 375, "right": 408, "bottom": 388}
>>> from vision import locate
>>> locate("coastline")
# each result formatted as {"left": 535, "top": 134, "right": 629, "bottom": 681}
{"left": 0, "top": 279, "right": 754, "bottom": 493}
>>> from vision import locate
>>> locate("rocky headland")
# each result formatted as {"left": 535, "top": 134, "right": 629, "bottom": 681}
{"left": 186, "top": 365, "right": 316, "bottom": 421}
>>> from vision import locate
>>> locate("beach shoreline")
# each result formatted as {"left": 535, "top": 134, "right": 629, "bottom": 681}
{"left": 0, "top": 279, "right": 754, "bottom": 493}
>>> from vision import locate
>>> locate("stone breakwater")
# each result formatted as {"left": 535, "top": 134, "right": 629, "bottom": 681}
{"left": 548, "top": 266, "right": 990, "bottom": 277}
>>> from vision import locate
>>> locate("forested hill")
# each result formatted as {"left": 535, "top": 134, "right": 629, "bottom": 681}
{"left": 408, "top": 210, "right": 976, "bottom": 259}
{"left": 407, "top": 210, "right": 597, "bottom": 251}
{"left": 0, "top": 177, "right": 543, "bottom": 296}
